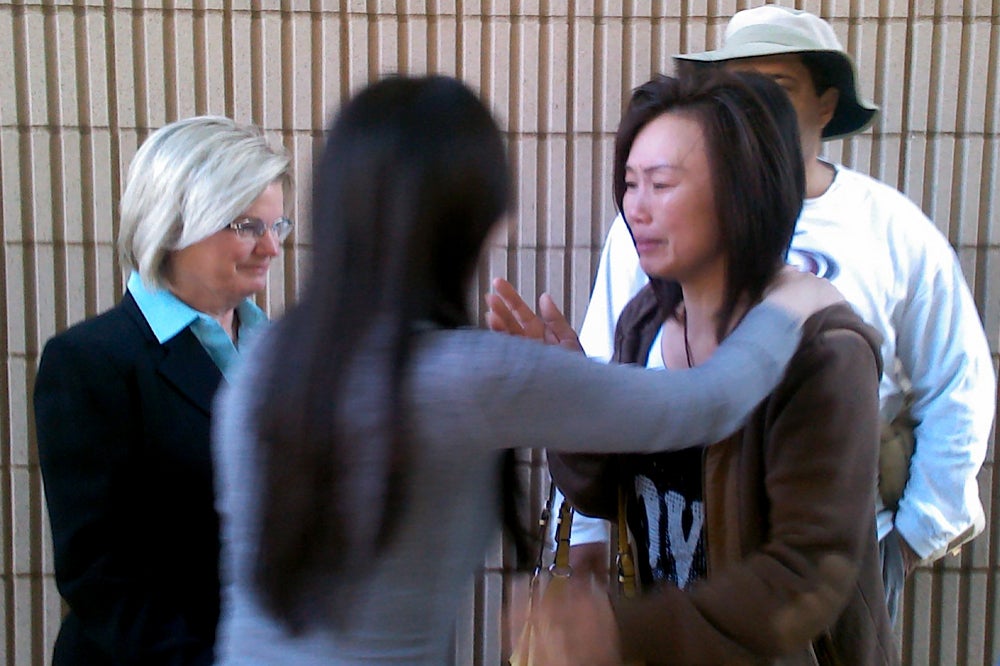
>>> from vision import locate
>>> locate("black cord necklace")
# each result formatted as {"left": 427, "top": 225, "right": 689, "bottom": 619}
{"left": 682, "top": 313, "right": 694, "bottom": 369}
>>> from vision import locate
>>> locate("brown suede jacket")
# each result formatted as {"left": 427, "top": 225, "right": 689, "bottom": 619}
{"left": 549, "top": 287, "right": 898, "bottom": 665}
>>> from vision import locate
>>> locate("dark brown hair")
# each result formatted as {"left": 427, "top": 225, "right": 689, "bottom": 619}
{"left": 613, "top": 70, "right": 805, "bottom": 340}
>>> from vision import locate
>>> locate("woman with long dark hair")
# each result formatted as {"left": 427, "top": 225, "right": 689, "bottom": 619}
{"left": 541, "top": 72, "right": 896, "bottom": 663}
{"left": 211, "top": 74, "right": 840, "bottom": 664}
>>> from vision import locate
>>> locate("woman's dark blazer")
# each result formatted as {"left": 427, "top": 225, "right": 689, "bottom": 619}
{"left": 34, "top": 291, "right": 224, "bottom": 666}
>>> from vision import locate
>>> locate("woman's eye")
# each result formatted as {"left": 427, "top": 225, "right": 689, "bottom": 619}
{"left": 624, "top": 181, "right": 637, "bottom": 190}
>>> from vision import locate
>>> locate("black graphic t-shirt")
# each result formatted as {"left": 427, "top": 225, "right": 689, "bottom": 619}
{"left": 625, "top": 446, "right": 706, "bottom": 590}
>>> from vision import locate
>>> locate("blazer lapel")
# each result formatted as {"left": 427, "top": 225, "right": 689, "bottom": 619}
{"left": 122, "top": 293, "right": 223, "bottom": 416}
{"left": 158, "top": 330, "right": 223, "bottom": 416}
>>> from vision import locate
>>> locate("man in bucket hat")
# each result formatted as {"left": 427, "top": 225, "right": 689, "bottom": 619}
{"left": 570, "top": 4, "right": 995, "bottom": 626}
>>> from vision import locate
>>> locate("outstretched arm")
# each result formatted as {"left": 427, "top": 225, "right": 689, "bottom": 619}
{"left": 489, "top": 268, "right": 843, "bottom": 348}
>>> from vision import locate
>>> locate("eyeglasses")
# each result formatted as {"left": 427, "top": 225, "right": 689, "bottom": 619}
{"left": 227, "top": 216, "right": 294, "bottom": 242}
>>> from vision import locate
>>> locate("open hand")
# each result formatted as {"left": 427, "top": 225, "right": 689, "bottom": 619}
{"left": 485, "top": 278, "right": 584, "bottom": 353}
{"left": 485, "top": 278, "right": 547, "bottom": 340}
{"left": 899, "top": 533, "right": 922, "bottom": 577}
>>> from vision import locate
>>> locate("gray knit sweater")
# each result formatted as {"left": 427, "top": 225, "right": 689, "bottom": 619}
{"left": 212, "top": 303, "right": 799, "bottom": 665}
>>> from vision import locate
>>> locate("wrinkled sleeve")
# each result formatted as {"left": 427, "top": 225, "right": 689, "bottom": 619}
{"left": 499, "top": 302, "right": 800, "bottom": 518}
{"left": 892, "top": 235, "right": 995, "bottom": 560}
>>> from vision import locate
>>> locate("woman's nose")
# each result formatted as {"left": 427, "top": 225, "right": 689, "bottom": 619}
{"left": 255, "top": 228, "right": 281, "bottom": 257}
{"left": 623, "top": 190, "right": 649, "bottom": 226}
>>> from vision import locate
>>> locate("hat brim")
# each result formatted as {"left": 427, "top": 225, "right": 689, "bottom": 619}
{"left": 676, "top": 46, "right": 879, "bottom": 140}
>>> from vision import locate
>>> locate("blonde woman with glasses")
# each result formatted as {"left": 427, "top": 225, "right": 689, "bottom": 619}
{"left": 34, "top": 115, "right": 291, "bottom": 665}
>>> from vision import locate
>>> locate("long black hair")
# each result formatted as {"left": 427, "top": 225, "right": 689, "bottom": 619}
{"left": 613, "top": 70, "right": 805, "bottom": 341}
{"left": 253, "top": 75, "right": 514, "bottom": 631}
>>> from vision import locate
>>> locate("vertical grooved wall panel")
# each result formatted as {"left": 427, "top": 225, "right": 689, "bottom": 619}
{"left": 1, "top": 2, "right": 998, "bottom": 664}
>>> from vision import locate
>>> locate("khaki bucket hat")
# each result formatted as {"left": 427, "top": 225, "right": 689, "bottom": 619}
{"left": 674, "top": 5, "right": 879, "bottom": 140}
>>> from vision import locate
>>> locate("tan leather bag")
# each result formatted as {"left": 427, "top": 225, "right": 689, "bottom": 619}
{"left": 509, "top": 500, "right": 574, "bottom": 666}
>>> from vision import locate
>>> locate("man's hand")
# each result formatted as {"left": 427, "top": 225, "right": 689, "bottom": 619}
{"left": 899, "top": 534, "right": 922, "bottom": 577}
{"left": 486, "top": 278, "right": 584, "bottom": 352}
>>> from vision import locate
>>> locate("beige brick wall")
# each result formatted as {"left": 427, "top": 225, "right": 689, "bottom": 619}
{"left": 1, "top": 2, "right": 997, "bottom": 664}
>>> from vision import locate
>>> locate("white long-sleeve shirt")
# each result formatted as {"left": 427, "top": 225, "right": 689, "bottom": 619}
{"left": 576, "top": 162, "right": 996, "bottom": 562}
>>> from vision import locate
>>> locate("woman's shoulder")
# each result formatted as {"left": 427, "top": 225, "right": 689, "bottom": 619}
{"left": 792, "top": 302, "right": 883, "bottom": 375}
{"left": 39, "top": 297, "right": 149, "bottom": 368}
{"left": 50, "top": 295, "right": 142, "bottom": 338}
{"left": 800, "top": 302, "right": 879, "bottom": 341}
{"left": 616, "top": 282, "right": 662, "bottom": 328}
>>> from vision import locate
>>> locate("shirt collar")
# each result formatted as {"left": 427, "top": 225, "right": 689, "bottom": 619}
{"left": 126, "top": 271, "right": 269, "bottom": 346}
{"left": 127, "top": 271, "right": 201, "bottom": 343}
{"left": 233, "top": 297, "right": 269, "bottom": 349}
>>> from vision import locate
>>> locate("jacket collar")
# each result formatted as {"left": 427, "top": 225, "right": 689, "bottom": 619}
{"left": 122, "top": 293, "right": 223, "bottom": 415}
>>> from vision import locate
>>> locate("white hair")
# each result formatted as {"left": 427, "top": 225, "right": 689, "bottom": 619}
{"left": 118, "top": 115, "right": 291, "bottom": 289}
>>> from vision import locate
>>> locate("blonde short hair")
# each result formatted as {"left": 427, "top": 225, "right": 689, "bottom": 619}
{"left": 118, "top": 116, "right": 291, "bottom": 288}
